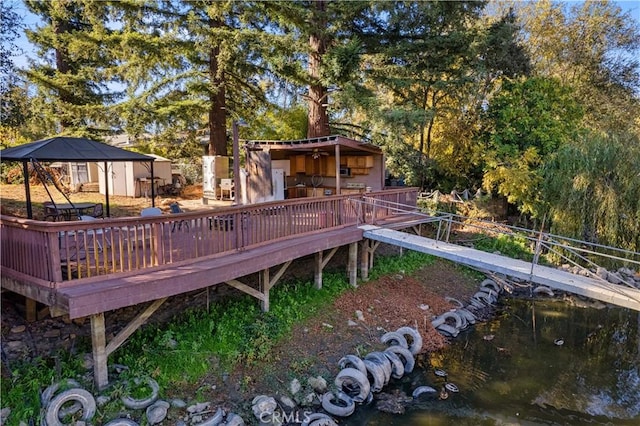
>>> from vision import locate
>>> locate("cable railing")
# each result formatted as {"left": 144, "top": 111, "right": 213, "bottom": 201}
{"left": 354, "top": 197, "right": 640, "bottom": 293}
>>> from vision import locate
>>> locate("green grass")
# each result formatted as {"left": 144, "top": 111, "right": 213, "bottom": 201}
{"left": 1, "top": 251, "right": 435, "bottom": 424}
{"left": 473, "top": 232, "right": 535, "bottom": 262}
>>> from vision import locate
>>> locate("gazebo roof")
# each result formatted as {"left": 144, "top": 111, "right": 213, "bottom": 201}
{"left": 0, "top": 136, "right": 154, "bottom": 162}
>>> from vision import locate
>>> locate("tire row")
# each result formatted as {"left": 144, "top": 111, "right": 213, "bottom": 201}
{"left": 432, "top": 278, "right": 503, "bottom": 338}
{"left": 316, "top": 326, "right": 423, "bottom": 420}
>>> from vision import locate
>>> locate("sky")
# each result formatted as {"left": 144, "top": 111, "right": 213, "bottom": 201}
{"left": 6, "top": 0, "right": 640, "bottom": 71}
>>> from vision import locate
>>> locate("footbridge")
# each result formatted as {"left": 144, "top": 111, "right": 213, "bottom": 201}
{"left": 356, "top": 198, "right": 640, "bottom": 312}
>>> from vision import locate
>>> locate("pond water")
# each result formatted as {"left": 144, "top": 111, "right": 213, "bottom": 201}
{"left": 344, "top": 298, "right": 640, "bottom": 425}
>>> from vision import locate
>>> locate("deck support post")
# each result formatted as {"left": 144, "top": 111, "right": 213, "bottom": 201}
{"left": 360, "top": 241, "right": 369, "bottom": 282}
{"left": 26, "top": 297, "right": 36, "bottom": 322}
{"left": 314, "top": 252, "right": 323, "bottom": 289}
{"left": 90, "top": 313, "right": 108, "bottom": 390}
{"left": 260, "top": 268, "right": 270, "bottom": 312}
{"left": 348, "top": 242, "right": 358, "bottom": 287}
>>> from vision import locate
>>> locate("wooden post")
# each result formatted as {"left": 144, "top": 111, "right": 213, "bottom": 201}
{"left": 25, "top": 298, "right": 36, "bottom": 322}
{"left": 314, "top": 251, "right": 323, "bottom": 289}
{"left": 360, "top": 241, "right": 369, "bottom": 282}
{"left": 90, "top": 313, "right": 109, "bottom": 390}
{"left": 348, "top": 242, "right": 358, "bottom": 287}
{"left": 260, "top": 268, "right": 270, "bottom": 312}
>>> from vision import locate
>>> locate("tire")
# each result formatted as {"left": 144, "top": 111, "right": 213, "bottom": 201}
{"left": 121, "top": 377, "right": 160, "bottom": 410}
{"left": 456, "top": 308, "right": 477, "bottom": 325}
{"left": 412, "top": 386, "right": 438, "bottom": 398}
{"left": 439, "top": 311, "right": 464, "bottom": 330}
{"left": 41, "top": 379, "right": 81, "bottom": 407}
{"left": 435, "top": 323, "right": 459, "bottom": 338}
{"left": 396, "top": 327, "right": 423, "bottom": 355}
{"left": 533, "top": 286, "right": 554, "bottom": 297}
{"left": 480, "top": 279, "right": 501, "bottom": 294}
{"left": 224, "top": 413, "right": 245, "bottom": 426}
{"left": 363, "top": 359, "right": 387, "bottom": 392}
{"left": 364, "top": 352, "right": 392, "bottom": 385}
{"left": 380, "top": 331, "right": 409, "bottom": 348}
{"left": 382, "top": 350, "right": 405, "bottom": 379}
{"left": 444, "top": 296, "right": 464, "bottom": 308}
{"left": 337, "top": 354, "right": 367, "bottom": 377}
{"left": 321, "top": 391, "right": 355, "bottom": 417}
{"left": 194, "top": 407, "right": 224, "bottom": 425}
{"left": 383, "top": 346, "right": 415, "bottom": 373}
{"left": 472, "top": 291, "right": 494, "bottom": 306}
{"left": 104, "top": 420, "right": 139, "bottom": 426}
{"left": 301, "top": 413, "right": 337, "bottom": 426}
{"left": 335, "top": 368, "right": 371, "bottom": 403}
{"left": 45, "top": 388, "right": 96, "bottom": 426}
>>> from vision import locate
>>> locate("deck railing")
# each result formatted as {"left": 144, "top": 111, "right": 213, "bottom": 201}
{"left": 1, "top": 189, "right": 418, "bottom": 284}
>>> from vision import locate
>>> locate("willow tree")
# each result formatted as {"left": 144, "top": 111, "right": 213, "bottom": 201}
{"left": 24, "top": 0, "right": 121, "bottom": 137}
{"left": 541, "top": 132, "right": 640, "bottom": 251}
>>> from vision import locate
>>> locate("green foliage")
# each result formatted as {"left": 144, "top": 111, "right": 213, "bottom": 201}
{"left": 473, "top": 233, "right": 534, "bottom": 262}
{"left": 541, "top": 131, "right": 640, "bottom": 252}
{"left": 0, "top": 352, "right": 86, "bottom": 425}
{"left": 480, "top": 76, "right": 584, "bottom": 216}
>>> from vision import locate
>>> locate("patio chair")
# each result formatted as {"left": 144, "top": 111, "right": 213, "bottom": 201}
{"left": 169, "top": 202, "right": 189, "bottom": 232}
{"left": 90, "top": 203, "right": 104, "bottom": 218}
{"left": 140, "top": 207, "right": 163, "bottom": 217}
{"left": 79, "top": 215, "right": 108, "bottom": 251}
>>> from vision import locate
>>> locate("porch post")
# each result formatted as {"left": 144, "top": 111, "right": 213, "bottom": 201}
{"left": 260, "top": 268, "right": 270, "bottom": 312}
{"left": 314, "top": 251, "right": 323, "bottom": 289}
{"left": 348, "top": 242, "right": 358, "bottom": 287}
{"left": 90, "top": 313, "right": 109, "bottom": 390}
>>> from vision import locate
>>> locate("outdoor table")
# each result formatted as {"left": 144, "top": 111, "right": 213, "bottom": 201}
{"left": 48, "top": 202, "right": 97, "bottom": 221}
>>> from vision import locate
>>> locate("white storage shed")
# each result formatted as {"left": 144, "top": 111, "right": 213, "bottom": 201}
{"left": 99, "top": 154, "right": 172, "bottom": 197}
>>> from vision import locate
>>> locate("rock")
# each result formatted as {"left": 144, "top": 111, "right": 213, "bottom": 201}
{"left": 10, "top": 325, "right": 25, "bottom": 333}
{"left": 322, "top": 322, "right": 333, "bottom": 329}
{"left": 277, "top": 395, "right": 296, "bottom": 412}
{"left": 347, "top": 320, "right": 357, "bottom": 326}
{"left": 355, "top": 310, "right": 365, "bottom": 321}
{"left": 375, "top": 391, "right": 412, "bottom": 414}
{"left": 419, "top": 304, "right": 429, "bottom": 310}
{"left": 5, "top": 341, "right": 23, "bottom": 350}
{"left": 308, "top": 376, "right": 327, "bottom": 393}
{"left": 1, "top": 407, "right": 11, "bottom": 424}
{"left": 43, "top": 329, "right": 60, "bottom": 338}
{"left": 289, "top": 378, "right": 301, "bottom": 395}
{"left": 607, "top": 272, "right": 622, "bottom": 284}
{"left": 596, "top": 267, "right": 608, "bottom": 279}
{"left": 187, "top": 401, "right": 210, "bottom": 414}
{"left": 146, "top": 400, "right": 170, "bottom": 425}
{"left": 171, "top": 398, "right": 187, "bottom": 408}
{"left": 96, "top": 395, "right": 110, "bottom": 406}
{"left": 301, "top": 392, "right": 317, "bottom": 406}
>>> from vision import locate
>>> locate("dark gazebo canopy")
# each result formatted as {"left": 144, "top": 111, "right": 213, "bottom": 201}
{"left": 0, "top": 136, "right": 156, "bottom": 218}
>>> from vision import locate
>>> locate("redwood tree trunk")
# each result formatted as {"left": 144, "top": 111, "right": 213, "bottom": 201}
{"left": 54, "top": 18, "right": 72, "bottom": 131}
{"left": 307, "top": 0, "right": 330, "bottom": 139}
{"left": 208, "top": 17, "right": 227, "bottom": 156}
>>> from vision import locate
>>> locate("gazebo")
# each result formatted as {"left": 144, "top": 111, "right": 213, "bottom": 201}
{"left": 0, "top": 136, "right": 156, "bottom": 218}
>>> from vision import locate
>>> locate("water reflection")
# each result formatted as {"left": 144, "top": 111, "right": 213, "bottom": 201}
{"left": 344, "top": 299, "right": 640, "bottom": 425}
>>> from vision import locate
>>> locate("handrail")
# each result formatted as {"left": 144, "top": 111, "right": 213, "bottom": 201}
{"left": 353, "top": 197, "right": 640, "bottom": 290}
{"left": 1, "top": 189, "right": 419, "bottom": 285}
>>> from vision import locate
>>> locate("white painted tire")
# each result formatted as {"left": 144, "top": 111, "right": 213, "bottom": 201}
{"left": 335, "top": 368, "right": 371, "bottom": 403}
{"left": 480, "top": 279, "right": 501, "bottom": 293}
{"left": 321, "top": 391, "right": 355, "bottom": 417}
{"left": 363, "top": 359, "right": 386, "bottom": 392}
{"left": 533, "top": 285, "right": 555, "bottom": 297}
{"left": 364, "top": 352, "right": 392, "bottom": 385}
{"left": 194, "top": 407, "right": 224, "bottom": 425}
{"left": 435, "top": 323, "right": 460, "bottom": 338}
{"left": 396, "top": 326, "right": 423, "bottom": 355}
{"left": 456, "top": 308, "right": 477, "bottom": 325}
{"left": 382, "top": 350, "right": 405, "bottom": 379}
{"left": 104, "top": 420, "right": 139, "bottom": 426}
{"left": 439, "top": 311, "right": 464, "bottom": 330}
{"left": 121, "top": 377, "right": 160, "bottom": 410}
{"left": 45, "top": 388, "right": 96, "bottom": 426}
{"left": 380, "top": 331, "right": 409, "bottom": 348}
{"left": 337, "top": 354, "right": 367, "bottom": 377}
{"left": 444, "top": 296, "right": 465, "bottom": 308}
{"left": 412, "top": 386, "right": 438, "bottom": 398}
{"left": 384, "top": 346, "right": 415, "bottom": 373}
{"left": 224, "top": 413, "right": 245, "bottom": 426}
{"left": 301, "top": 412, "right": 337, "bottom": 426}
{"left": 472, "top": 291, "right": 495, "bottom": 305}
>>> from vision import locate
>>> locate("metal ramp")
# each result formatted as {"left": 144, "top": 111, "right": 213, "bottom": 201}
{"left": 360, "top": 224, "right": 640, "bottom": 312}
